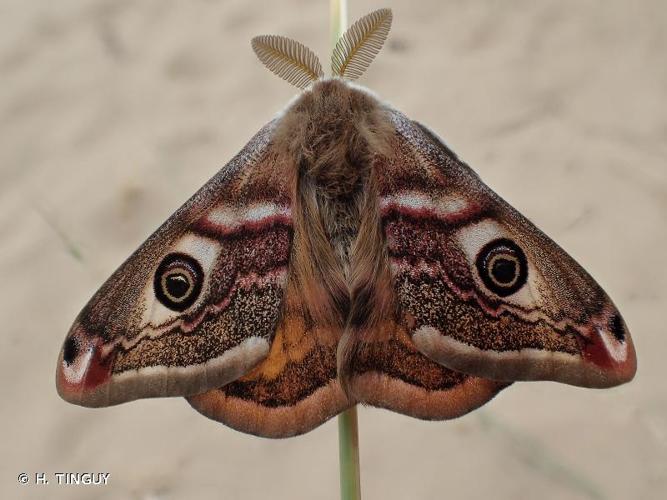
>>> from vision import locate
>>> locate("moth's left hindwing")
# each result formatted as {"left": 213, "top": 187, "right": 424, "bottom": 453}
{"left": 187, "top": 285, "right": 352, "bottom": 438}
{"left": 56, "top": 122, "right": 296, "bottom": 407}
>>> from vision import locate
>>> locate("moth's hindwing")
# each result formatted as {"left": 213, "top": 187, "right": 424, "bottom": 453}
{"left": 56, "top": 122, "right": 297, "bottom": 407}
{"left": 377, "top": 111, "right": 636, "bottom": 388}
{"left": 188, "top": 287, "right": 352, "bottom": 438}
{"left": 349, "top": 320, "right": 509, "bottom": 420}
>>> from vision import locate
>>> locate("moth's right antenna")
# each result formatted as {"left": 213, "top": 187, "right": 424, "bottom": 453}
{"left": 331, "top": 8, "right": 393, "bottom": 81}
{"left": 251, "top": 35, "right": 324, "bottom": 90}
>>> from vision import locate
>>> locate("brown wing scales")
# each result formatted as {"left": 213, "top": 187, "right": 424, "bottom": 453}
{"left": 188, "top": 289, "right": 351, "bottom": 438}
{"left": 57, "top": 80, "right": 635, "bottom": 438}
{"left": 379, "top": 111, "right": 636, "bottom": 388}
{"left": 56, "top": 123, "right": 296, "bottom": 407}
{"left": 349, "top": 319, "right": 508, "bottom": 420}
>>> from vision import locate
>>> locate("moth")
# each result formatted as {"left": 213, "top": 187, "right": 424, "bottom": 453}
{"left": 56, "top": 9, "right": 636, "bottom": 438}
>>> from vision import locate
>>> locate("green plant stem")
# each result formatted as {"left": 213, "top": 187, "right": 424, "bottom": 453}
{"left": 331, "top": 1, "right": 359, "bottom": 499}
{"left": 330, "top": 0, "right": 348, "bottom": 71}
{"left": 338, "top": 406, "right": 361, "bottom": 500}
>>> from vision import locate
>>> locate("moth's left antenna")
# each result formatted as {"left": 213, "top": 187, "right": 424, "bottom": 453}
{"left": 251, "top": 35, "right": 324, "bottom": 89}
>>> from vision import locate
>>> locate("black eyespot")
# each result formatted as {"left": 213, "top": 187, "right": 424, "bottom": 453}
{"left": 62, "top": 336, "right": 79, "bottom": 366}
{"left": 154, "top": 253, "right": 204, "bottom": 311}
{"left": 476, "top": 238, "right": 528, "bottom": 297}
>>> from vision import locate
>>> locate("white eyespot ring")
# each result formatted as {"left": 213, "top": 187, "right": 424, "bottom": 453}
{"left": 475, "top": 238, "right": 528, "bottom": 297}
{"left": 154, "top": 253, "right": 204, "bottom": 311}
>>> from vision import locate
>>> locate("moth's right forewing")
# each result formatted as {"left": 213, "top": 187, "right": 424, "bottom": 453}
{"left": 56, "top": 121, "right": 296, "bottom": 407}
{"left": 381, "top": 111, "right": 635, "bottom": 388}
{"left": 343, "top": 106, "right": 509, "bottom": 420}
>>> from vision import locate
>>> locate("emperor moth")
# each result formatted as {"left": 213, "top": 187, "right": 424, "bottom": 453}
{"left": 56, "top": 9, "right": 636, "bottom": 438}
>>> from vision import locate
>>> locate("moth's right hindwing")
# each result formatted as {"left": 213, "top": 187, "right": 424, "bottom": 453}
{"left": 56, "top": 122, "right": 295, "bottom": 408}
{"left": 348, "top": 320, "right": 509, "bottom": 420}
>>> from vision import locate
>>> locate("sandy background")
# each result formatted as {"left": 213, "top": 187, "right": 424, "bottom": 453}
{"left": 1, "top": 1, "right": 666, "bottom": 499}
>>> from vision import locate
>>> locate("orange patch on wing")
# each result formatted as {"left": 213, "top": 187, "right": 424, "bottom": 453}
{"left": 240, "top": 314, "right": 314, "bottom": 380}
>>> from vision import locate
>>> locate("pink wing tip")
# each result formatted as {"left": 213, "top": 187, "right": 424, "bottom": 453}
{"left": 56, "top": 325, "right": 114, "bottom": 406}
{"left": 581, "top": 313, "right": 637, "bottom": 386}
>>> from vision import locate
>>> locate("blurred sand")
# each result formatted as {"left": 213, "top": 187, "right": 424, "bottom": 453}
{"left": 1, "top": 1, "right": 666, "bottom": 499}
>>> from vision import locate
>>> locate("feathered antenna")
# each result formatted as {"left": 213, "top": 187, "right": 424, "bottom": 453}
{"left": 331, "top": 8, "right": 392, "bottom": 80}
{"left": 252, "top": 8, "right": 392, "bottom": 88}
{"left": 251, "top": 35, "right": 324, "bottom": 89}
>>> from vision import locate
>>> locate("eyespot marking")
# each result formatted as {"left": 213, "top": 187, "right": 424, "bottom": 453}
{"left": 476, "top": 238, "right": 528, "bottom": 297}
{"left": 154, "top": 253, "right": 204, "bottom": 312}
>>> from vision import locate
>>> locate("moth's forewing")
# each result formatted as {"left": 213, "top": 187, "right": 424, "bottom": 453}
{"left": 56, "top": 122, "right": 297, "bottom": 406}
{"left": 378, "top": 111, "right": 636, "bottom": 388}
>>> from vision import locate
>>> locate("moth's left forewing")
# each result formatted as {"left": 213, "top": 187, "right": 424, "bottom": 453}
{"left": 56, "top": 122, "right": 296, "bottom": 406}
{"left": 383, "top": 112, "right": 636, "bottom": 388}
